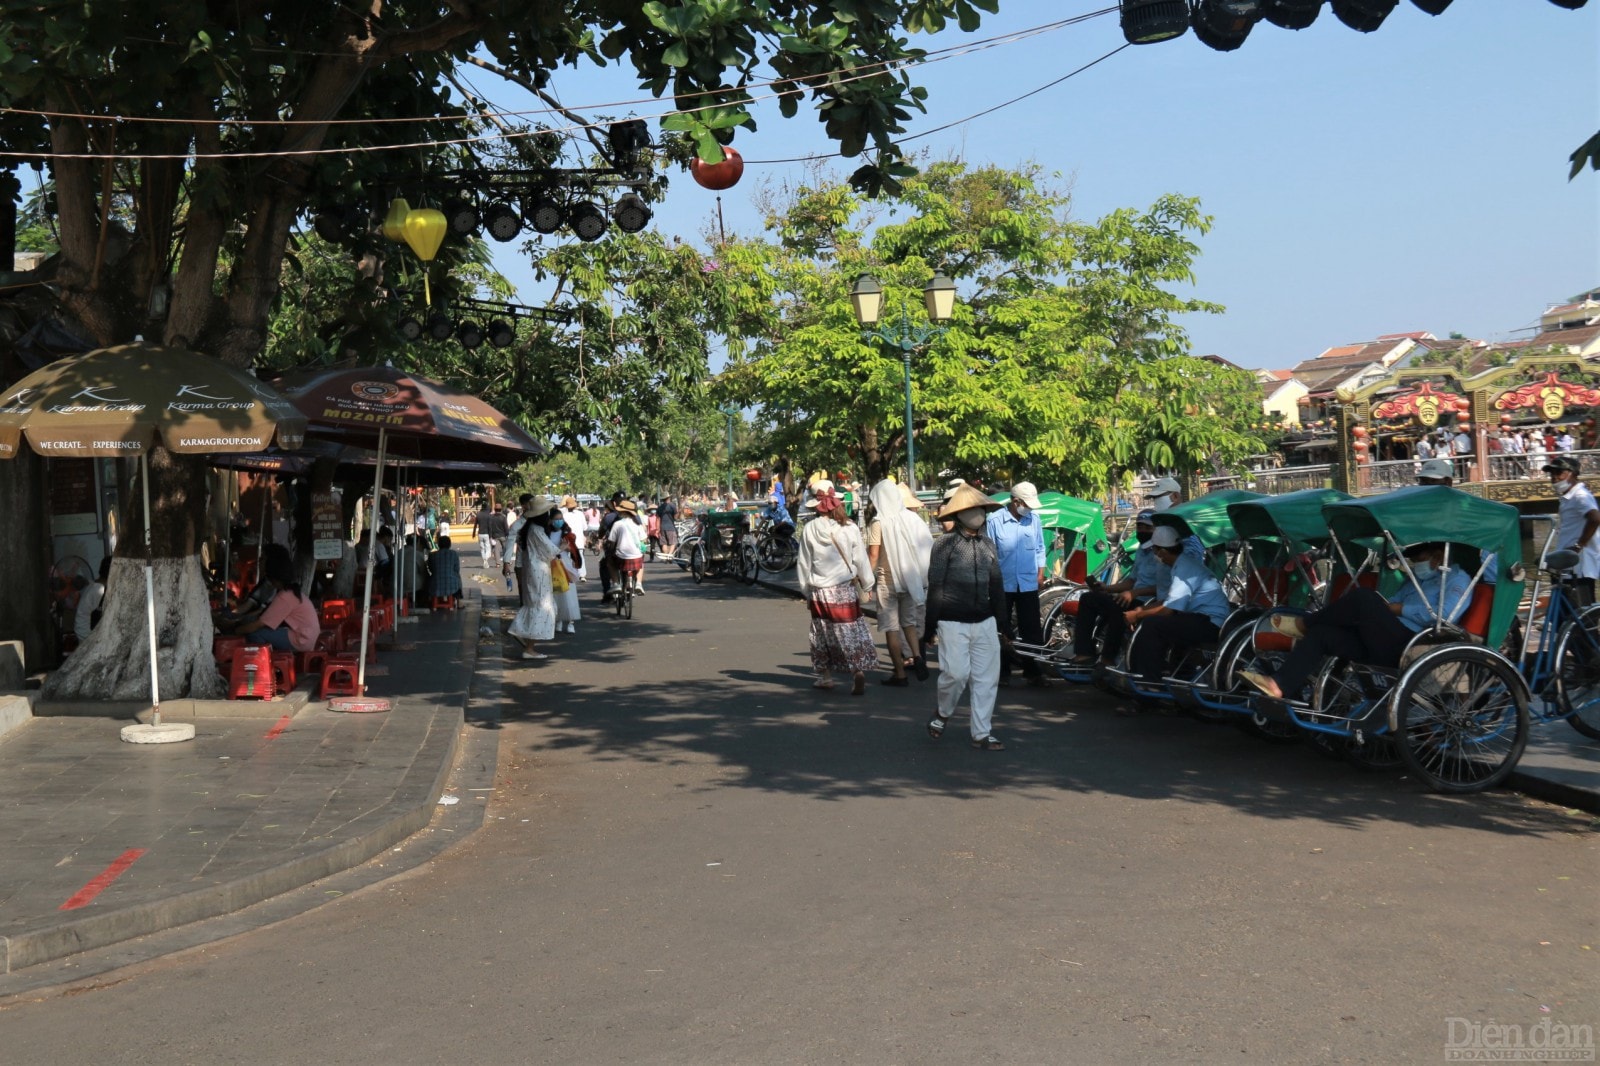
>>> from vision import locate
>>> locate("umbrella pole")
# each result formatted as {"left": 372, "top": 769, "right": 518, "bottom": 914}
{"left": 142, "top": 452, "right": 162, "bottom": 723}
{"left": 356, "top": 428, "right": 387, "bottom": 693}
{"left": 222, "top": 472, "right": 233, "bottom": 607}
{"left": 394, "top": 466, "right": 405, "bottom": 621}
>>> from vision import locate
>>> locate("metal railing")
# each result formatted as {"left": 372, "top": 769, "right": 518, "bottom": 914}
{"left": 1199, "top": 465, "right": 1333, "bottom": 496}
{"left": 1483, "top": 448, "right": 1600, "bottom": 481}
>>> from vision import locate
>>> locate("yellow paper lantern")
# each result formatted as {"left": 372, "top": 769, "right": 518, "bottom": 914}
{"left": 381, "top": 197, "right": 411, "bottom": 242}
{"left": 403, "top": 208, "right": 447, "bottom": 305}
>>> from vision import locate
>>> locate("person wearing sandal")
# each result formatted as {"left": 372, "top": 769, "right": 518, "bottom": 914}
{"left": 504, "top": 496, "right": 559, "bottom": 660}
{"left": 1240, "top": 542, "right": 1470, "bottom": 701}
{"left": 865, "top": 480, "right": 934, "bottom": 687}
{"left": 797, "top": 484, "right": 877, "bottom": 694}
{"left": 924, "top": 483, "right": 1011, "bottom": 750}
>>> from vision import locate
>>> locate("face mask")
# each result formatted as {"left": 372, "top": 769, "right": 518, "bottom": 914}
{"left": 1013, "top": 503, "right": 1031, "bottom": 519}
{"left": 958, "top": 510, "right": 985, "bottom": 531}
{"left": 1410, "top": 560, "right": 1434, "bottom": 578}
{"left": 1555, "top": 476, "right": 1575, "bottom": 496}
{"left": 1135, "top": 530, "right": 1151, "bottom": 544}
{"left": 551, "top": 519, "right": 564, "bottom": 530}
{"left": 1151, "top": 494, "right": 1174, "bottom": 512}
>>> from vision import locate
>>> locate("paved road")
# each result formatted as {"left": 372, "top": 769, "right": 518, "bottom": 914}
{"left": 3, "top": 563, "right": 1596, "bottom": 1064}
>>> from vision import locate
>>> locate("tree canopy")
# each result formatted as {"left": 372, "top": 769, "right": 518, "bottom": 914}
{"left": 707, "top": 160, "right": 1262, "bottom": 495}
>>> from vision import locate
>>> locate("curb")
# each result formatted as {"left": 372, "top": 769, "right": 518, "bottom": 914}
{"left": 1508, "top": 769, "right": 1600, "bottom": 817}
{"left": 0, "top": 595, "right": 493, "bottom": 982}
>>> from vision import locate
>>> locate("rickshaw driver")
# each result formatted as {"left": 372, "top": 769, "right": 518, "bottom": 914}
{"left": 1069, "top": 510, "right": 1163, "bottom": 666}
{"left": 1122, "top": 526, "right": 1231, "bottom": 683}
{"left": 1546, "top": 455, "right": 1600, "bottom": 607}
{"left": 1238, "top": 542, "right": 1471, "bottom": 701}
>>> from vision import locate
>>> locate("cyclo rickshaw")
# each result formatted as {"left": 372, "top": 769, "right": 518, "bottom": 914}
{"left": 1171, "top": 487, "right": 1354, "bottom": 742}
{"left": 688, "top": 508, "right": 760, "bottom": 585}
{"left": 1055, "top": 488, "right": 1264, "bottom": 707}
{"left": 1236, "top": 486, "right": 1538, "bottom": 793}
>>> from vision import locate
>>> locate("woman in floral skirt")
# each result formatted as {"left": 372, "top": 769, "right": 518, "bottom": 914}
{"left": 797, "top": 484, "right": 876, "bottom": 694}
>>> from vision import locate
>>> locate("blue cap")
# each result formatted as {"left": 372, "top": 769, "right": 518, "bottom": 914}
{"left": 1136, "top": 509, "right": 1156, "bottom": 524}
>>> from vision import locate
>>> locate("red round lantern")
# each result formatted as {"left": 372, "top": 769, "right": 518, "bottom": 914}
{"left": 1352, "top": 425, "right": 1369, "bottom": 439}
{"left": 745, "top": 468, "right": 761, "bottom": 482}
{"left": 1457, "top": 410, "right": 1471, "bottom": 423}
{"left": 690, "top": 146, "right": 744, "bottom": 191}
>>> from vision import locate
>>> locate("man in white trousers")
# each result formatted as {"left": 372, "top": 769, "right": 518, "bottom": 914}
{"left": 922, "top": 482, "right": 1012, "bottom": 751}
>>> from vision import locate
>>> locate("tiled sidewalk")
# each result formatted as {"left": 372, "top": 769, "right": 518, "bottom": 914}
{"left": 0, "top": 595, "right": 485, "bottom": 975}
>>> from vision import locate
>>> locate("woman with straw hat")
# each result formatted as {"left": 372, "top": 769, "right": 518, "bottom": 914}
{"left": 924, "top": 483, "right": 1011, "bottom": 750}
{"left": 797, "top": 483, "right": 876, "bottom": 694}
{"left": 504, "top": 496, "right": 559, "bottom": 659}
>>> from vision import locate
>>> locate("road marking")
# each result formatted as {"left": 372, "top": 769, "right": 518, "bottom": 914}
{"left": 265, "top": 715, "right": 291, "bottom": 740}
{"left": 60, "top": 848, "right": 147, "bottom": 910}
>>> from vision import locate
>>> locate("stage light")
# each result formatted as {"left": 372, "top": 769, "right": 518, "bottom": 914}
{"left": 457, "top": 321, "right": 484, "bottom": 349}
{"left": 1331, "top": 0, "right": 1396, "bottom": 31}
{"left": 483, "top": 201, "right": 522, "bottom": 242}
{"left": 1119, "top": 0, "right": 1189, "bottom": 43}
{"left": 528, "top": 194, "right": 564, "bottom": 235}
{"left": 487, "top": 319, "right": 517, "bottom": 349}
{"left": 443, "top": 198, "right": 480, "bottom": 236}
{"left": 611, "top": 193, "right": 652, "bottom": 233}
{"left": 398, "top": 314, "right": 423, "bottom": 341}
{"left": 568, "top": 200, "right": 608, "bottom": 242}
{"left": 427, "top": 313, "right": 453, "bottom": 341}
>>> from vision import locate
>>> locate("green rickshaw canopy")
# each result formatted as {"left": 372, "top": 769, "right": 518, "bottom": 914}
{"left": 1151, "top": 488, "right": 1265, "bottom": 549}
{"left": 1227, "top": 488, "right": 1352, "bottom": 552}
{"left": 991, "top": 489, "right": 1112, "bottom": 580}
{"left": 1321, "top": 486, "right": 1524, "bottom": 646}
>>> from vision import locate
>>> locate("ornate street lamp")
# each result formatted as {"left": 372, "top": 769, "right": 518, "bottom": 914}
{"left": 851, "top": 272, "right": 959, "bottom": 492}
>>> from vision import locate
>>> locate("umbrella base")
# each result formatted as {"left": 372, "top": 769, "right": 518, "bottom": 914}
{"left": 120, "top": 722, "right": 196, "bottom": 744}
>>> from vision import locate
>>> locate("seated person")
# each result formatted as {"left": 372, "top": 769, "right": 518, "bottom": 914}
{"left": 225, "top": 557, "right": 319, "bottom": 653}
{"left": 1241, "top": 542, "right": 1471, "bottom": 701}
{"left": 1125, "top": 526, "right": 1232, "bottom": 683}
{"left": 1071, "top": 510, "right": 1163, "bottom": 665}
{"left": 372, "top": 527, "right": 396, "bottom": 584}
{"left": 427, "top": 535, "right": 463, "bottom": 602}
{"left": 215, "top": 543, "right": 291, "bottom": 625}
{"left": 762, "top": 493, "right": 795, "bottom": 534}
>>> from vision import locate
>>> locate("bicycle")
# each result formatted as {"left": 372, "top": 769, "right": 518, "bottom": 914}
{"left": 752, "top": 514, "right": 798, "bottom": 571}
{"left": 614, "top": 560, "right": 642, "bottom": 619}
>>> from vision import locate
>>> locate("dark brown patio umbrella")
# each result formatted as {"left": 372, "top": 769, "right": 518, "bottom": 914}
{"left": 275, "top": 366, "right": 543, "bottom": 692}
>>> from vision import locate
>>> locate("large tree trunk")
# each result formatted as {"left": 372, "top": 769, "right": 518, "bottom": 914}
{"left": 42, "top": 448, "right": 222, "bottom": 702}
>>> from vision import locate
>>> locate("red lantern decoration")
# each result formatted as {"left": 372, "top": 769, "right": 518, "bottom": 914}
{"left": 1352, "top": 425, "right": 1369, "bottom": 439}
{"left": 690, "top": 146, "right": 744, "bottom": 191}
{"left": 745, "top": 468, "right": 761, "bottom": 482}
{"left": 1457, "top": 410, "right": 1471, "bottom": 423}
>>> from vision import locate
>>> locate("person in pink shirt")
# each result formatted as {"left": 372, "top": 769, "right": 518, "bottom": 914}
{"left": 229, "top": 557, "right": 319, "bottom": 652}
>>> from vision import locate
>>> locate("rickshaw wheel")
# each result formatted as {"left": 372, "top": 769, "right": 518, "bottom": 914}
{"left": 1040, "top": 596, "right": 1079, "bottom": 654}
{"left": 1308, "top": 659, "right": 1401, "bottom": 770}
{"left": 1191, "top": 624, "right": 1254, "bottom": 724}
{"left": 738, "top": 542, "right": 760, "bottom": 585}
{"left": 690, "top": 543, "right": 708, "bottom": 584}
{"left": 1343, "top": 733, "right": 1403, "bottom": 772}
{"left": 1223, "top": 638, "right": 1298, "bottom": 742}
{"left": 1393, "top": 645, "right": 1529, "bottom": 793}
{"left": 1554, "top": 607, "right": 1600, "bottom": 740}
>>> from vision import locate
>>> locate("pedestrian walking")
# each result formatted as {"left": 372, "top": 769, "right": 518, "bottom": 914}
{"left": 864, "top": 479, "right": 933, "bottom": 686}
{"left": 796, "top": 484, "right": 876, "bottom": 694}
{"left": 472, "top": 502, "right": 497, "bottom": 566}
{"left": 659, "top": 495, "right": 679, "bottom": 556}
{"left": 988, "top": 480, "right": 1050, "bottom": 688}
{"left": 550, "top": 511, "right": 582, "bottom": 633}
{"left": 924, "top": 483, "right": 1011, "bottom": 750}
{"left": 505, "top": 496, "right": 559, "bottom": 660}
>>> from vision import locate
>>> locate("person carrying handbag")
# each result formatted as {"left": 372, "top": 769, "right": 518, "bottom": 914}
{"left": 796, "top": 483, "right": 876, "bottom": 694}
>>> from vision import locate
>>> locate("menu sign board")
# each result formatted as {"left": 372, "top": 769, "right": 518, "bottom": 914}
{"left": 311, "top": 491, "right": 344, "bottom": 561}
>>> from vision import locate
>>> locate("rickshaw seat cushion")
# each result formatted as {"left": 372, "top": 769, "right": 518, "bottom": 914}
{"left": 1059, "top": 598, "right": 1080, "bottom": 617}
{"left": 1328, "top": 572, "right": 1380, "bottom": 601}
{"left": 1457, "top": 583, "right": 1495, "bottom": 640}
{"left": 1254, "top": 630, "right": 1296, "bottom": 654}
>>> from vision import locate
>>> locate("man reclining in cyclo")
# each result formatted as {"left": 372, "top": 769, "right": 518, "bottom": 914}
{"left": 1237, "top": 541, "right": 1472, "bottom": 702}
{"left": 1068, "top": 511, "right": 1207, "bottom": 673}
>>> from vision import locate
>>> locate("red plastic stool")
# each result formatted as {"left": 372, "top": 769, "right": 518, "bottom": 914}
{"left": 431, "top": 595, "right": 456, "bottom": 611}
{"left": 270, "top": 651, "right": 297, "bottom": 693}
{"left": 229, "top": 645, "right": 275, "bottom": 700}
{"left": 319, "top": 598, "right": 354, "bottom": 626}
{"left": 369, "top": 607, "right": 387, "bottom": 637}
{"left": 315, "top": 626, "right": 344, "bottom": 654}
{"left": 213, "top": 635, "right": 246, "bottom": 666}
{"left": 319, "top": 656, "right": 362, "bottom": 699}
{"left": 297, "top": 649, "right": 330, "bottom": 680}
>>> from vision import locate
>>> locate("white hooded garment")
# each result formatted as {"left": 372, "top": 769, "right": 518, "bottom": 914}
{"left": 867, "top": 479, "right": 934, "bottom": 605}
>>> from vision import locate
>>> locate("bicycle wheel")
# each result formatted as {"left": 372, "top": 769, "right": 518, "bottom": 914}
{"left": 690, "top": 543, "right": 707, "bottom": 584}
{"left": 1554, "top": 609, "right": 1600, "bottom": 740}
{"left": 739, "top": 542, "right": 760, "bottom": 585}
{"left": 1191, "top": 623, "right": 1255, "bottom": 725}
{"left": 1393, "top": 645, "right": 1528, "bottom": 793}
{"left": 615, "top": 585, "right": 626, "bottom": 617}
{"left": 1220, "top": 631, "right": 1299, "bottom": 742}
{"left": 675, "top": 536, "right": 699, "bottom": 572}
{"left": 621, "top": 584, "right": 634, "bottom": 619}
{"left": 1040, "top": 596, "right": 1078, "bottom": 654}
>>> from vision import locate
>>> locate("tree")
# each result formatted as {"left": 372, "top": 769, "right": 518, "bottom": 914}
{"left": 0, "top": 0, "right": 997, "bottom": 699}
{"left": 709, "top": 161, "right": 1261, "bottom": 495}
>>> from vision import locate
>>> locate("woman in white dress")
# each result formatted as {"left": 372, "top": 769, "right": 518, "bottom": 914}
{"left": 550, "top": 513, "right": 582, "bottom": 633}
{"left": 505, "top": 496, "right": 559, "bottom": 659}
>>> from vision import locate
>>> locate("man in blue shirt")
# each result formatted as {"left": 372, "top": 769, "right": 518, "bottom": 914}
{"left": 1125, "top": 525, "right": 1232, "bottom": 683}
{"left": 1072, "top": 510, "right": 1164, "bottom": 666}
{"left": 988, "top": 481, "right": 1050, "bottom": 688}
{"left": 1241, "top": 541, "right": 1471, "bottom": 701}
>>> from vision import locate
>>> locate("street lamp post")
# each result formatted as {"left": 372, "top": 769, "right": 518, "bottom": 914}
{"left": 717, "top": 403, "right": 738, "bottom": 500}
{"left": 850, "top": 273, "right": 957, "bottom": 493}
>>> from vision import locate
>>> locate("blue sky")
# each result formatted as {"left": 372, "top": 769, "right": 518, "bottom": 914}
{"left": 486, "top": 2, "right": 1599, "bottom": 372}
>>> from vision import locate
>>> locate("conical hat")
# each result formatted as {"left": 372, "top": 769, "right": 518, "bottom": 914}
{"left": 939, "top": 483, "right": 1000, "bottom": 518}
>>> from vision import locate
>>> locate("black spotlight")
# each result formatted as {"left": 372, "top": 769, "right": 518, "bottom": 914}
{"left": 1411, "top": 0, "right": 1451, "bottom": 12}
{"left": 611, "top": 193, "right": 652, "bottom": 233}
{"left": 1192, "top": 0, "right": 1262, "bottom": 50}
{"left": 427, "top": 313, "right": 453, "bottom": 341}
{"left": 1331, "top": 0, "right": 1395, "bottom": 30}
{"left": 443, "top": 198, "right": 480, "bottom": 236}
{"left": 1119, "top": 0, "right": 1189, "bottom": 43}
{"left": 568, "top": 200, "right": 608, "bottom": 242}
{"left": 1261, "top": 0, "right": 1323, "bottom": 27}
{"left": 1546, "top": 0, "right": 1586, "bottom": 8}
{"left": 457, "top": 321, "right": 484, "bottom": 349}
{"left": 398, "top": 314, "right": 423, "bottom": 341}
{"left": 607, "top": 119, "right": 652, "bottom": 165}
{"left": 483, "top": 201, "right": 522, "bottom": 242}
{"left": 487, "top": 319, "right": 516, "bottom": 349}
{"left": 528, "top": 194, "right": 564, "bottom": 235}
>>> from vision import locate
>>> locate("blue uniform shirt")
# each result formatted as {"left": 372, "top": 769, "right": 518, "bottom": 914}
{"left": 987, "top": 507, "right": 1048, "bottom": 593}
{"left": 1163, "top": 553, "right": 1231, "bottom": 628}
{"left": 1130, "top": 544, "right": 1163, "bottom": 593}
{"left": 1393, "top": 565, "right": 1472, "bottom": 633}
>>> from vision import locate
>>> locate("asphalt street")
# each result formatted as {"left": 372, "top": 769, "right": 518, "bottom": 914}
{"left": 2, "top": 560, "right": 1596, "bottom": 1065}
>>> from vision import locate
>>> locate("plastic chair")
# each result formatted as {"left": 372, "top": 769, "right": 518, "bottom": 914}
{"left": 318, "top": 656, "right": 362, "bottom": 699}
{"left": 270, "top": 651, "right": 297, "bottom": 693}
{"left": 229, "top": 645, "right": 275, "bottom": 699}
